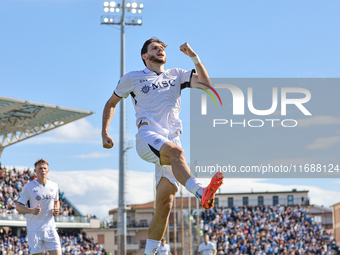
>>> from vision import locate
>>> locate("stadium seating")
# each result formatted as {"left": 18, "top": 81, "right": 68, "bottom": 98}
{"left": 199, "top": 205, "right": 339, "bottom": 254}
{"left": 0, "top": 231, "right": 106, "bottom": 254}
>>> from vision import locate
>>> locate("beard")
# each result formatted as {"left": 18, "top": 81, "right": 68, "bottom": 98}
{"left": 149, "top": 55, "right": 166, "bottom": 64}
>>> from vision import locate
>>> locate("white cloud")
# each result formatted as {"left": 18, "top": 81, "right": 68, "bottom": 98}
{"left": 24, "top": 119, "right": 101, "bottom": 144}
{"left": 297, "top": 116, "right": 340, "bottom": 128}
{"left": 306, "top": 136, "right": 340, "bottom": 150}
{"left": 71, "top": 152, "right": 115, "bottom": 159}
{"left": 48, "top": 169, "right": 154, "bottom": 219}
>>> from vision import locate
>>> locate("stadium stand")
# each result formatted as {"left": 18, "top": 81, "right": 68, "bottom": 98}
{"left": 0, "top": 164, "right": 106, "bottom": 255}
{"left": 199, "top": 205, "right": 339, "bottom": 254}
{"left": 0, "top": 231, "right": 106, "bottom": 255}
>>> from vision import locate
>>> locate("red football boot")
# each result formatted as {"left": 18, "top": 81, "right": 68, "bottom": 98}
{"left": 201, "top": 172, "right": 224, "bottom": 209}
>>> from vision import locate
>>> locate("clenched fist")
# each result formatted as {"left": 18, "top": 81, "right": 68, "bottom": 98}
{"left": 102, "top": 135, "right": 114, "bottom": 149}
{"left": 32, "top": 205, "right": 41, "bottom": 215}
{"left": 180, "top": 42, "right": 197, "bottom": 57}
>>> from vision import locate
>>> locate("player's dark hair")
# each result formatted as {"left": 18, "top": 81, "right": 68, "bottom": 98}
{"left": 34, "top": 158, "right": 49, "bottom": 168}
{"left": 141, "top": 37, "right": 167, "bottom": 66}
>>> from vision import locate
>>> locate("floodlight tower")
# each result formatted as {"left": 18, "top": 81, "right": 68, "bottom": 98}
{"left": 101, "top": 2, "right": 143, "bottom": 255}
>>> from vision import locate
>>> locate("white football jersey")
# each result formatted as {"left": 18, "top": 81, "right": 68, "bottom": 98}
{"left": 17, "top": 179, "right": 59, "bottom": 231}
{"left": 158, "top": 243, "right": 171, "bottom": 255}
{"left": 198, "top": 241, "right": 216, "bottom": 255}
{"left": 114, "top": 67, "right": 194, "bottom": 136}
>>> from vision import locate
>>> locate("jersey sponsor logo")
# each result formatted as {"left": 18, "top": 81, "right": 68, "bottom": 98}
{"left": 151, "top": 79, "right": 175, "bottom": 90}
{"left": 140, "top": 79, "right": 148, "bottom": 83}
{"left": 140, "top": 79, "right": 177, "bottom": 95}
{"left": 36, "top": 194, "right": 54, "bottom": 201}
{"left": 41, "top": 194, "right": 54, "bottom": 200}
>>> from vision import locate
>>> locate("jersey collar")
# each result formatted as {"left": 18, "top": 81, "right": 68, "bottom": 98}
{"left": 143, "top": 67, "right": 171, "bottom": 77}
{"left": 143, "top": 67, "right": 152, "bottom": 74}
{"left": 143, "top": 67, "right": 163, "bottom": 75}
{"left": 34, "top": 178, "right": 47, "bottom": 186}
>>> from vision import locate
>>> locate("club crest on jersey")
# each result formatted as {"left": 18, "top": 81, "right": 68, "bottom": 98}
{"left": 141, "top": 85, "right": 150, "bottom": 94}
{"left": 154, "top": 139, "right": 161, "bottom": 145}
{"left": 36, "top": 195, "right": 41, "bottom": 201}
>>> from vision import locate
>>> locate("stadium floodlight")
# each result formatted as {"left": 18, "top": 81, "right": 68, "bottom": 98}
{"left": 100, "top": 2, "right": 143, "bottom": 255}
{"left": 101, "top": 0, "right": 142, "bottom": 26}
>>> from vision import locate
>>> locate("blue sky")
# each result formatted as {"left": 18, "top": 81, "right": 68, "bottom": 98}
{"left": 1, "top": 0, "right": 340, "bottom": 218}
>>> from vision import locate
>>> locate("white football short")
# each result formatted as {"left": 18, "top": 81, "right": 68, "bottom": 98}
{"left": 28, "top": 229, "right": 61, "bottom": 254}
{"left": 136, "top": 124, "right": 181, "bottom": 189}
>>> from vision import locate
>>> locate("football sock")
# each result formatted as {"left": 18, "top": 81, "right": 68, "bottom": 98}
{"left": 144, "top": 239, "right": 161, "bottom": 255}
{"left": 185, "top": 177, "right": 203, "bottom": 201}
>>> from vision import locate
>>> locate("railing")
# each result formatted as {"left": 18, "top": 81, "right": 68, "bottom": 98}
{"left": 0, "top": 211, "right": 90, "bottom": 223}
{"left": 109, "top": 222, "right": 149, "bottom": 228}
{"left": 218, "top": 197, "right": 310, "bottom": 207}
{"left": 54, "top": 215, "right": 91, "bottom": 223}
{"left": 114, "top": 243, "right": 139, "bottom": 251}
{"left": 0, "top": 212, "right": 26, "bottom": 221}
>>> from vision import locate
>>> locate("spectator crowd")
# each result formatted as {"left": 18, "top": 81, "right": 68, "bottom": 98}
{"left": 0, "top": 231, "right": 106, "bottom": 255}
{"left": 200, "top": 205, "right": 339, "bottom": 254}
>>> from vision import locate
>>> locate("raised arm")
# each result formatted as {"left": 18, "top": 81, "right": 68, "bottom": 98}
{"left": 102, "top": 93, "right": 122, "bottom": 149}
{"left": 179, "top": 42, "right": 211, "bottom": 89}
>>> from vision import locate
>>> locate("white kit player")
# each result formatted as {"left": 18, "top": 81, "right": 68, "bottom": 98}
{"left": 16, "top": 159, "right": 61, "bottom": 255}
{"left": 198, "top": 234, "right": 217, "bottom": 255}
{"left": 157, "top": 239, "right": 172, "bottom": 255}
{"left": 102, "top": 37, "right": 224, "bottom": 255}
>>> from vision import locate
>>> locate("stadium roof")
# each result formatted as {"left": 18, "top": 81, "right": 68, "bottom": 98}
{"left": 0, "top": 96, "right": 94, "bottom": 158}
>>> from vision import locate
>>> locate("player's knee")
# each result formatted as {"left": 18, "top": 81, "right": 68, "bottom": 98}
{"left": 168, "top": 146, "right": 186, "bottom": 163}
